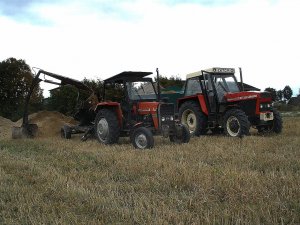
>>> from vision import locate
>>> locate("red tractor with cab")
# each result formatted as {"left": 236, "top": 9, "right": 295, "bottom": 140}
{"left": 93, "top": 70, "right": 190, "bottom": 149}
{"left": 178, "top": 67, "right": 282, "bottom": 137}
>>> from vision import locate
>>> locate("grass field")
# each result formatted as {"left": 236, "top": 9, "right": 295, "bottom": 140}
{"left": 1, "top": 117, "right": 300, "bottom": 224}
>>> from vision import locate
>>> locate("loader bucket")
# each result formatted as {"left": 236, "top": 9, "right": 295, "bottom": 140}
{"left": 12, "top": 124, "right": 38, "bottom": 139}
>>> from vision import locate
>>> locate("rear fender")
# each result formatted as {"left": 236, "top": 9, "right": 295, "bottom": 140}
{"left": 177, "top": 95, "right": 208, "bottom": 115}
{"left": 95, "top": 102, "right": 123, "bottom": 127}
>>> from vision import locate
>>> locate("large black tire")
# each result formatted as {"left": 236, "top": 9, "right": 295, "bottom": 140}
{"left": 169, "top": 124, "right": 190, "bottom": 143}
{"left": 61, "top": 125, "right": 71, "bottom": 139}
{"left": 95, "top": 109, "right": 120, "bottom": 144}
{"left": 223, "top": 108, "right": 250, "bottom": 137}
{"left": 271, "top": 109, "right": 283, "bottom": 133}
{"left": 131, "top": 127, "right": 154, "bottom": 149}
{"left": 179, "top": 101, "right": 207, "bottom": 136}
{"left": 258, "top": 109, "right": 283, "bottom": 134}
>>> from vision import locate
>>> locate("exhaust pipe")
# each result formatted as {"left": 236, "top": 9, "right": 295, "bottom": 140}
{"left": 239, "top": 67, "right": 244, "bottom": 92}
{"left": 156, "top": 68, "right": 161, "bottom": 102}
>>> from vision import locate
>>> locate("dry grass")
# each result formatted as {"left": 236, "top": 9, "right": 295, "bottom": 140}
{"left": 1, "top": 117, "right": 300, "bottom": 224}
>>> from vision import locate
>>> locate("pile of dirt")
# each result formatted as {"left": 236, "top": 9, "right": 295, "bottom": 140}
{"left": 0, "top": 116, "right": 16, "bottom": 140}
{"left": 0, "top": 111, "right": 77, "bottom": 139}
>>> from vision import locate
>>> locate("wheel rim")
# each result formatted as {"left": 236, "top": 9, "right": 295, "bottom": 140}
{"left": 181, "top": 109, "right": 196, "bottom": 133}
{"left": 226, "top": 116, "right": 240, "bottom": 137}
{"left": 97, "top": 118, "right": 109, "bottom": 141}
{"left": 135, "top": 133, "right": 148, "bottom": 149}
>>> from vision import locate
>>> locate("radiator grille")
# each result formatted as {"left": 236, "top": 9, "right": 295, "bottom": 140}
{"left": 159, "top": 103, "right": 175, "bottom": 116}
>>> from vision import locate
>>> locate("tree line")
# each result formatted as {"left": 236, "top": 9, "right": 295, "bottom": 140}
{"left": 264, "top": 86, "right": 293, "bottom": 102}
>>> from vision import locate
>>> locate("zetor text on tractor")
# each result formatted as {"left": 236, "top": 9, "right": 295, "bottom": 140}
{"left": 93, "top": 70, "right": 190, "bottom": 149}
{"left": 178, "top": 67, "right": 282, "bottom": 137}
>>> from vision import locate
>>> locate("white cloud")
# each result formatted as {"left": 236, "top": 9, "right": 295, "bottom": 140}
{"left": 1, "top": 0, "right": 299, "bottom": 96}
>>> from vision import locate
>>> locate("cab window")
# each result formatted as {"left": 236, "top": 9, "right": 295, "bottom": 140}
{"left": 185, "top": 78, "right": 202, "bottom": 96}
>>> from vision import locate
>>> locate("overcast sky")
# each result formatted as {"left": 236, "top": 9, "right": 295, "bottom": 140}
{"left": 0, "top": 0, "right": 299, "bottom": 96}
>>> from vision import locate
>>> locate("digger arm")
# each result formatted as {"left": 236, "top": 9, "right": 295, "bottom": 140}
{"left": 22, "top": 69, "right": 93, "bottom": 126}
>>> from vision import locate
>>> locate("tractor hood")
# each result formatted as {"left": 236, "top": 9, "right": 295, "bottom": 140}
{"left": 225, "top": 91, "right": 272, "bottom": 102}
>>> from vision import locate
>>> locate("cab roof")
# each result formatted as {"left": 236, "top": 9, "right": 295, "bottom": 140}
{"left": 186, "top": 67, "right": 235, "bottom": 79}
{"left": 104, "top": 71, "right": 153, "bottom": 84}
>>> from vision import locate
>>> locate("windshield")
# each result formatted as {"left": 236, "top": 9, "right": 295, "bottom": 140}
{"left": 127, "top": 81, "right": 157, "bottom": 100}
{"left": 212, "top": 74, "right": 240, "bottom": 101}
{"left": 213, "top": 75, "right": 240, "bottom": 93}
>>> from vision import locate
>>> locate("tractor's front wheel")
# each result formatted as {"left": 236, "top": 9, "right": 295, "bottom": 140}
{"left": 131, "top": 127, "right": 154, "bottom": 149}
{"left": 258, "top": 109, "right": 283, "bottom": 134}
{"left": 179, "top": 101, "right": 207, "bottom": 136}
{"left": 169, "top": 124, "right": 190, "bottom": 144}
{"left": 95, "top": 109, "right": 120, "bottom": 144}
{"left": 270, "top": 109, "right": 283, "bottom": 133}
{"left": 223, "top": 109, "right": 250, "bottom": 137}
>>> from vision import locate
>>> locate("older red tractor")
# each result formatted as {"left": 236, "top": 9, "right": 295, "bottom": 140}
{"left": 92, "top": 70, "right": 190, "bottom": 149}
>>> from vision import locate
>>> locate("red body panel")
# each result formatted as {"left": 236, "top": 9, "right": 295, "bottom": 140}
{"left": 225, "top": 92, "right": 258, "bottom": 102}
{"left": 178, "top": 95, "right": 208, "bottom": 115}
{"left": 256, "top": 93, "right": 272, "bottom": 114}
{"left": 179, "top": 91, "right": 273, "bottom": 116}
{"left": 137, "top": 102, "right": 159, "bottom": 128}
{"left": 197, "top": 95, "right": 208, "bottom": 115}
{"left": 225, "top": 92, "right": 272, "bottom": 115}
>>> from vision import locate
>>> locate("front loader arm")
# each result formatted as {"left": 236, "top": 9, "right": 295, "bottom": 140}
{"left": 22, "top": 69, "right": 93, "bottom": 126}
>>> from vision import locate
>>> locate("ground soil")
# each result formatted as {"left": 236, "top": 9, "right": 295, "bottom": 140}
{"left": 0, "top": 111, "right": 77, "bottom": 140}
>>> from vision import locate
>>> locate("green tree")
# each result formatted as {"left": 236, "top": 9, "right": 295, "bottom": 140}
{"left": 155, "top": 75, "right": 184, "bottom": 89}
{"left": 0, "top": 57, "right": 43, "bottom": 121}
{"left": 264, "top": 87, "right": 277, "bottom": 101}
{"left": 46, "top": 85, "right": 79, "bottom": 116}
{"left": 283, "top": 85, "right": 293, "bottom": 101}
{"left": 45, "top": 77, "right": 103, "bottom": 116}
{"left": 83, "top": 77, "right": 103, "bottom": 99}
{"left": 276, "top": 90, "right": 283, "bottom": 102}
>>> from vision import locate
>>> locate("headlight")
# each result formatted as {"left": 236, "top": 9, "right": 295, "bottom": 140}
{"left": 260, "top": 103, "right": 271, "bottom": 110}
{"left": 161, "top": 117, "right": 165, "bottom": 121}
{"left": 170, "top": 116, "right": 174, "bottom": 121}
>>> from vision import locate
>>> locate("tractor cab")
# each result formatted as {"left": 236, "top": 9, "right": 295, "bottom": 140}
{"left": 185, "top": 68, "right": 241, "bottom": 112}
{"left": 103, "top": 71, "right": 157, "bottom": 102}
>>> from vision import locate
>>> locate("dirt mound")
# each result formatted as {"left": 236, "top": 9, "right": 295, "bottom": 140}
{"left": 1, "top": 111, "right": 77, "bottom": 139}
{"left": 20, "top": 111, "right": 77, "bottom": 138}
{"left": 0, "top": 116, "right": 16, "bottom": 140}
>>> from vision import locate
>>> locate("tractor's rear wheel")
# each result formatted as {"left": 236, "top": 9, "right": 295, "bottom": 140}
{"left": 223, "top": 109, "right": 250, "bottom": 137}
{"left": 179, "top": 101, "right": 207, "bottom": 136}
{"left": 169, "top": 124, "right": 190, "bottom": 143}
{"left": 95, "top": 109, "right": 120, "bottom": 144}
{"left": 131, "top": 127, "right": 154, "bottom": 149}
